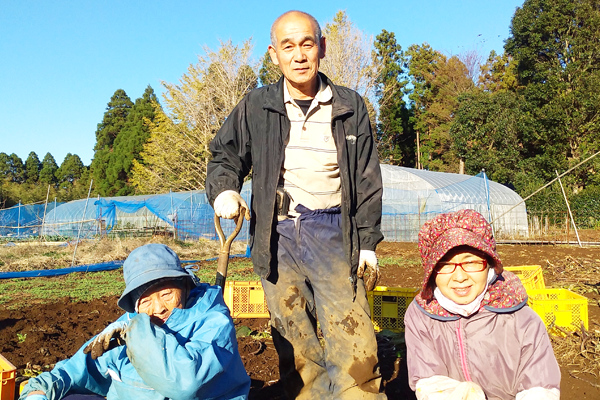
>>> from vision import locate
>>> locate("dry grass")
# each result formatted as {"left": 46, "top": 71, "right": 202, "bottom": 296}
{"left": 551, "top": 323, "right": 600, "bottom": 387}
{"left": 542, "top": 255, "right": 600, "bottom": 385}
{"left": 0, "top": 237, "right": 247, "bottom": 272}
{"left": 544, "top": 255, "right": 600, "bottom": 295}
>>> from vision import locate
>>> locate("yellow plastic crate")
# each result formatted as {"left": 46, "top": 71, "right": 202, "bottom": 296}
{"left": 223, "top": 281, "right": 270, "bottom": 318}
{"left": 0, "top": 354, "right": 16, "bottom": 400}
{"left": 527, "top": 289, "right": 588, "bottom": 335}
{"left": 505, "top": 265, "right": 546, "bottom": 290}
{"left": 368, "top": 287, "right": 420, "bottom": 333}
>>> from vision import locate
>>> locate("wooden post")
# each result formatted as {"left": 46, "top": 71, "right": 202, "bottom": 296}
{"left": 556, "top": 170, "right": 582, "bottom": 247}
{"left": 72, "top": 179, "right": 94, "bottom": 266}
{"left": 39, "top": 185, "right": 51, "bottom": 241}
{"left": 416, "top": 130, "right": 421, "bottom": 169}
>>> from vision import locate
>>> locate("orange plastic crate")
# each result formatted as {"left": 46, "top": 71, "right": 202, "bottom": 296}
{"left": 527, "top": 289, "right": 588, "bottom": 336}
{"left": 223, "top": 281, "right": 270, "bottom": 318}
{"left": 368, "top": 287, "right": 420, "bottom": 333}
{"left": 0, "top": 354, "right": 16, "bottom": 400}
{"left": 505, "top": 265, "right": 545, "bottom": 290}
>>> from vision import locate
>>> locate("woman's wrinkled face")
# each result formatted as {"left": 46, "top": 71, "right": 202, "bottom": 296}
{"left": 137, "top": 281, "right": 185, "bottom": 325}
{"left": 434, "top": 248, "right": 490, "bottom": 305}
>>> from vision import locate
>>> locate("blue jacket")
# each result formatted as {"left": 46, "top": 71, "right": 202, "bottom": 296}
{"left": 20, "top": 284, "right": 250, "bottom": 400}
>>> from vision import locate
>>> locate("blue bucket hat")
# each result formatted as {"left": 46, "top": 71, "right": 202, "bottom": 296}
{"left": 118, "top": 244, "right": 195, "bottom": 313}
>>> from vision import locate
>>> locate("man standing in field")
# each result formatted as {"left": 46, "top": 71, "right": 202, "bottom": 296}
{"left": 206, "top": 10, "right": 385, "bottom": 399}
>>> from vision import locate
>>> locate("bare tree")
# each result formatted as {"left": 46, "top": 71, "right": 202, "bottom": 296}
{"left": 458, "top": 48, "right": 484, "bottom": 83}
{"left": 320, "top": 11, "right": 381, "bottom": 101}
{"left": 131, "top": 39, "right": 257, "bottom": 193}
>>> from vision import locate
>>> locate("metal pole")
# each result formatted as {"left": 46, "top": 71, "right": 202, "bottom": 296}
{"left": 555, "top": 170, "right": 582, "bottom": 247}
{"left": 72, "top": 179, "right": 94, "bottom": 266}
{"left": 40, "top": 185, "right": 50, "bottom": 241}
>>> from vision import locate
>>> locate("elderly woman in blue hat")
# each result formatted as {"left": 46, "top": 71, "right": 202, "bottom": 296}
{"left": 20, "top": 243, "right": 250, "bottom": 400}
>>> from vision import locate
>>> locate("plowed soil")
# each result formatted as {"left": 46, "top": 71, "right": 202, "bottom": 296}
{"left": 1, "top": 242, "right": 599, "bottom": 399}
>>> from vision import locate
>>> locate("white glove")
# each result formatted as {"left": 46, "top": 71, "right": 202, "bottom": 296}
{"left": 416, "top": 376, "right": 485, "bottom": 400}
{"left": 516, "top": 387, "right": 560, "bottom": 400}
{"left": 26, "top": 395, "right": 48, "bottom": 400}
{"left": 448, "top": 382, "right": 486, "bottom": 400}
{"left": 357, "top": 250, "right": 379, "bottom": 291}
{"left": 83, "top": 320, "right": 128, "bottom": 360}
{"left": 213, "top": 190, "right": 250, "bottom": 220}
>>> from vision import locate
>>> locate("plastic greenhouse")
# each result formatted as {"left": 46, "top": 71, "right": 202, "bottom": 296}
{"left": 3, "top": 165, "right": 528, "bottom": 242}
{"left": 0, "top": 201, "right": 63, "bottom": 237}
{"left": 41, "top": 184, "right": 253, "bottom": 241}
{"left": 380, "top": 165, "right": 528, "bottom": 241}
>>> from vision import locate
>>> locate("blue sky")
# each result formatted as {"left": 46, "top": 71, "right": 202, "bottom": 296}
{"left": 0, "top": 0, "right": 524, "bottom": 166}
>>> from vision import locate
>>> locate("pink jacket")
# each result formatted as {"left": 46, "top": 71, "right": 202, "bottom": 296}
{"left": 405, "top": 299, "right": 561, "bottom": 399}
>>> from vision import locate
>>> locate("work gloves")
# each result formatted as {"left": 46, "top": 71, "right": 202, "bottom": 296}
{"left": 213, "top": 190, "right": 250, "bottom": 221}
{"left": 83, "top": 320, "right": 129, "bottom": 360}
{"left": 416, "top": 376, "right": 485, "bottom": 399}
{"left": 357, "top": 250, "right": 379, "bottom": 292}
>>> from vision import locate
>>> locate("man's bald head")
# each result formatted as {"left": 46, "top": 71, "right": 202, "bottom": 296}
{"left": 270, "top": 10, "right": 322, "bottom": 48}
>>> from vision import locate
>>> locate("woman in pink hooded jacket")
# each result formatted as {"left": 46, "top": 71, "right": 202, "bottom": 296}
{"left": 404, "top": 209, "right": 560, "bottom": 400}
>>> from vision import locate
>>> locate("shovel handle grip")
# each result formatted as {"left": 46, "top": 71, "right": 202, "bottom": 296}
{"left": 214, "top": 207, "right": 246, "bottom": 290}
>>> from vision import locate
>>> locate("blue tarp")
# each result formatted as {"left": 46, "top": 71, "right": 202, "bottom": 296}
{"left": 0, "top": 202, "right": 63, "bottom": 237}
{"left": 0, "top": 260, "right": 124, "bottom": 279}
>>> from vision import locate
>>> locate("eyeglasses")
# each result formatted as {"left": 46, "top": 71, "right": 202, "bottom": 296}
{"left": 436, "top": 260, "right": 488, "bottom": 274}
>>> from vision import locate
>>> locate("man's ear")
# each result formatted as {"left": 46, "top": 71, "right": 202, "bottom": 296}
{"left": 268, "top": 45, "right": 280, "bottom": 66}
{"left": 319, "top": 36, "right": 326, "bottom": 59}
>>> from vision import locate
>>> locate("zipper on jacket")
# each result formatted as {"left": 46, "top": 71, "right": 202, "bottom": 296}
{"left": 456, "top": 319, "right": 472, "bottom": 381}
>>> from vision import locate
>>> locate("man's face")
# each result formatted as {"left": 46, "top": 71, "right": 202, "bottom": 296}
{"left": 268, "top": 13, "right": 325, "bottom": 95}
{"left": 137, "top": 281, "right": 185, "bottom": 325}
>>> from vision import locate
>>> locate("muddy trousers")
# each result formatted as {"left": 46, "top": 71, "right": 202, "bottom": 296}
{"left": 261, "top": 207, "right": 386, "bottom": 400}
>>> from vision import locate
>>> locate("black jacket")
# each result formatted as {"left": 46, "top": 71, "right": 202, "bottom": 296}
{"left": 206, "top": 73, "right": 383, "bottom": 280}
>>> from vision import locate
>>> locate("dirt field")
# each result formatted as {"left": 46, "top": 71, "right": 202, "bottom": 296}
{"left": 1, "top": 242, "right": 599, "bottom": 399}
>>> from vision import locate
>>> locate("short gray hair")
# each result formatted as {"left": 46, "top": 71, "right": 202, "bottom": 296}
{"left": 270, "top": 10, "right": 322, "bottom": 48}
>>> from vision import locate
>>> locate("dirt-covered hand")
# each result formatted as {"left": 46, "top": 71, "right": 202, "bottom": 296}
{"left": 83, "top": 320, "right": 128, "bottom": 360}
{"left": 357, "top": 250, "right": 379, "bottom": 291}
{"left": 213, "top": 190, "right": 250, "bottom": 220}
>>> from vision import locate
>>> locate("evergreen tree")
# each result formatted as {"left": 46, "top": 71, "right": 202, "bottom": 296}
{"left": 450, "top": 90, "right": 528, "bottom": 184}
{"left": 104, "top": 85, "right": 159, "bottom": 196}
{"left": 66, "top": 167, "right": 93, "bottom": 201}
{"left": 259, "top": 50, "right": 282, "bottom": 86}
{"left": 56, "top": 153, "right": 85, "bottom": 190}
{"left": 8, "top": 153, "right": 25, "bottom": 183}
{"left": 406, "top": 44, "right": 474, "bottom": 171}
{"left": 505, "top": 0, "right": 600, "bottom": 187}
{"left": 91, "top": 89, "right": 133, "bottom": 195}
{"left": 39, "top": 152, "right": 59, "bottom": 185}
{"left": 0, "top": 153, "right": 10, "bottom": 181}
{"left": 374, "top": 30, "right": 414, "bottom": 166}
{"left": 25, "top": 151, "right": 41, "bottom": 183}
